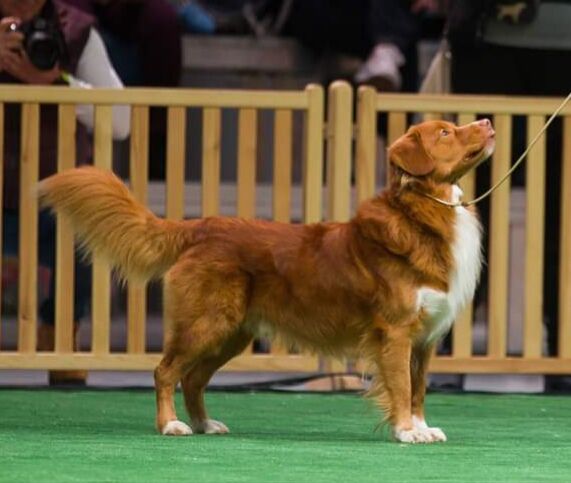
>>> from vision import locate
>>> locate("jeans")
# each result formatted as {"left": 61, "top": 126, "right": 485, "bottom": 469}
{"left": 2, "top": 209, "right": 91, "bottom": 325}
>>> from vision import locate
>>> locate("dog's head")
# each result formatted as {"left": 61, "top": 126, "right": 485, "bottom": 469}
{"left": 388, "top": 119, "right": 496, "bottom": 183}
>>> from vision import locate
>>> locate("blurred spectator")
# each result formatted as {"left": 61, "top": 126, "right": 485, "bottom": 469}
{"left": 446, "top": 0, "right": 571, "bottom": 374}
{"left": 63, "top": 0, "right": 183, "bottom": 179}
{"left": 189, "top": 0, "right": 442, "bottom": 91}
{"left": 0, "top": 0, "right": 129, "bottom": 384}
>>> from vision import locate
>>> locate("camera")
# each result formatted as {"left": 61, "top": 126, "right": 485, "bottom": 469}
{"left": 9, "top": 18, "right": 65, "bottom": 71}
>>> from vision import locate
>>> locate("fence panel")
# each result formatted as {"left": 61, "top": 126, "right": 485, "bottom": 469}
{"left": 2, "top": 85, "right": 570, "bottom": 375}
{"left": 358, "top": 88, "right": 571, "bottom": 373}
{"left": 0, "top": 84, "right": 324, "bottom": 373}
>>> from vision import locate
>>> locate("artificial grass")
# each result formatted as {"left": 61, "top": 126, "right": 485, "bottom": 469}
{"left": 0, "top": 390, "right": 570, "bottom": 482}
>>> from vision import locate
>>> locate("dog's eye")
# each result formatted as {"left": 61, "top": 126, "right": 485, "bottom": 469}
{"left": 440, "top": 129, "right": 450, "bottom": 137}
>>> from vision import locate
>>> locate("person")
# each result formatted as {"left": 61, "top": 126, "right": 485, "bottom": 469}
{"left": 446, "top": 0, "right": 571, "bottom": 387}
{"left": 194, "top": 0, "right": 441, "bottom": 92}
{"left": 0, "top": 0, "right": 130, "bottom": 385}
{"left": 63, "top": 0, "right": 182, "bottom": 179}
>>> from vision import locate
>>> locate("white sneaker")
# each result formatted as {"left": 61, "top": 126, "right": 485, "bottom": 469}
{"left": 354, "top": 43, "right": 405, "bottom": 91}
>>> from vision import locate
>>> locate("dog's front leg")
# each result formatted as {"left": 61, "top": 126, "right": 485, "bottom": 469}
{"left": 369, "top": 321, "right": 440, "bottom": 443}
{"left": 410, "top": 342, "right": 447, "bottom": 442}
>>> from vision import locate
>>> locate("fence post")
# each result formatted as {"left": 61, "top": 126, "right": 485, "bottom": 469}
{"left": 55, "top": 105, "right": 76, "bottom": 353}
{"left": 322, "top": 81, "right": 354, "bottom": 374}
{"left": 560, "top": 117, "right": 571, "bottom": 358}
{"left": 91, "top": 105, "right": 113, "bottom": 355}
{"left": 18, "top": 103, "right": 39, "bottom": 353}
{"left": 355, "top": 86, "right": 377, "bottom": 204}
{"left": 303, "top": 84, "right": 324, "bottom": 224}
{"left": 326, "top": 80, "right": 353, "bottom": 222}
{"left": 487, "top": 114, "right": 512, "bottom": 358}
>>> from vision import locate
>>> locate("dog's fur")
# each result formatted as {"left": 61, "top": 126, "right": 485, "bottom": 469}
{"left": 38, "top": 119, "right": 495, "bottom": 443}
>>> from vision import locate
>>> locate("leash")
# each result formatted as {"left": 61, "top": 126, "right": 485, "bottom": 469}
{"left": 420, "top": 91, "right": 571, "bottom": 208}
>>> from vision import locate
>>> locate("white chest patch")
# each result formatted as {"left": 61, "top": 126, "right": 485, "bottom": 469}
{"left": 416, "top": 186, "right": 483, "bottom": 344}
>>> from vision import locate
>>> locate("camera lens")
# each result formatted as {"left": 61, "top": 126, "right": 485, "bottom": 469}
{"left": 27, "top": 34, "right": 60, "bottom": 70}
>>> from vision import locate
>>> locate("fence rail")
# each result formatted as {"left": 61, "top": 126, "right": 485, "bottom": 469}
{"left": 0, "top": 83, "right": 569, "bottom": 374}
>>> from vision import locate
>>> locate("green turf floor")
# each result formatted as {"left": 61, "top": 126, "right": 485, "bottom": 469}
{"left": 1, "top": 390, "right": 570, "bottom": 482}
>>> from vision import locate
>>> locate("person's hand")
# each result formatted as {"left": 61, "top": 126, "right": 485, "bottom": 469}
{"left": 0, "top": 16, "right": 24, "bottom": 72}
{"left": 2, "top": 48, "right": 61, "bottom": 84}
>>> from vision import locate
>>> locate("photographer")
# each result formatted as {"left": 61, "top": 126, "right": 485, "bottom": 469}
{"left": 0, "top": 0, "right": 130, "bottom": 385}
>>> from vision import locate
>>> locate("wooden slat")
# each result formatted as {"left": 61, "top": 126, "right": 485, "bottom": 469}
{"left": 387, "top": 112, "right": 407, "bottom": 186}
{"left": 18, "top": 103, "right": 39, "bottom": 353}
{"left": 127, "top": 106, "right": 149, "bottom": 354}
{"left": 322, "top": 73, "right": 351, "bottom": 379}
{"left": 164, "top": 106, "right": 186, "bottom": 348}
{"left": 202, "top": 108, "right": 221, "bottom": 217}
{"left": 326, "top": 81, "right": 352, "bottom": 222}
{"left": 524, "top": 115, "right": 546, "bottom": 358}
{"left": 453, "top": 113, "right": 477, "bottom": 358}
{"left": 270, "top": 110, "right": 293, "bottom": 354}
{"left": 355, "top": 87, "right": 377, "bottom": 203}
{"left": 0, "top": 103, "right": 4, "bottom": 345}
{"left": 303, "top": 84, "right": 324, "bottom": 223}
{"left": 0, "top": 353, "right": 322, "bottom": 372}
{"left": 166, "top": 107, "right": 186, "bottom": 221}
{"left": 0, "top": 85, "right": 310, "bottom": 109}
{"left": 2, "top": 86, "right": 571, "bottom": 116}
{"left": 429, "top": 356, "right": 571, "bottom": 374}
{"left": 91, "top": 105, "right": 113, "bottom": 355}
{"left": 375, "top": 93, "right": 571, "bottom": 116}
{"left": 422, "top": 113, "right": 440, "bottom": 122}
{"left": 387, "top": 112, "right": 407, "bottom": 147}
{"left": 237, "top": 109, "right": 257, "bottom": 219}
{"left": 559, "top": 117, "right": 571, "bottom": 358}
{"left": 3, "top": 352, "right": 571, "bottom": 373}
{"left": 273, "top": 109, "right": 292, "bottom": 222}
{"left": 54, "top": 105, "right": 76, "bottom": 353}
{"left": 487, "top": 114, "right": 511, "bottom": 358}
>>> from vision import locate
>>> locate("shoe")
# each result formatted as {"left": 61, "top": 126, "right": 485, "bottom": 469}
{"left": 37, "top": 323, "right": 87, "bottom": 386}
{"left": 354, "top": 43, "right": 405, "bottom": 92}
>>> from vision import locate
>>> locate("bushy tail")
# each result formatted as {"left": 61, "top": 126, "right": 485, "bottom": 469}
{"left": 38, "top": 166, "right": 192, "bottom": 282}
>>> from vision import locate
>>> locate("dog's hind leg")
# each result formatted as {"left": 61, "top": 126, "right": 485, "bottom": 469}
{"left": 154, "top": 261, "right": 249, "bottom": 436}
{"left": 181, "top": 329, "right": 253, "bottom": 434}
{"left": 155, "top": 315, "right": 247, "bottom": 436}
{"left": 154, "top": 352, "right": 191, "bottom": 436}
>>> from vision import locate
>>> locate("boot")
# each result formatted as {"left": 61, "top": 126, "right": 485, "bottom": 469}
{"left": 37, "top": 323, "right": 87, "bottom": 386}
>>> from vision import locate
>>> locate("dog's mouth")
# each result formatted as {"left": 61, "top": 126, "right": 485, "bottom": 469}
{"left": 449, "top": 138, "right": 496, "bottom": 183}
{"left": 465, "top": 136, "right": 496, "bottom": 167}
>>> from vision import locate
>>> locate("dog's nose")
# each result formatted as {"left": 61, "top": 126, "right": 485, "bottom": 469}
{"left": 478, "top": 118, "right": 492, "bottom": 128}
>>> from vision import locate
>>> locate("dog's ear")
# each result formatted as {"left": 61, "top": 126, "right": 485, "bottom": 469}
{"left": 388, "top": 129, "right": 435, "bottom": 176}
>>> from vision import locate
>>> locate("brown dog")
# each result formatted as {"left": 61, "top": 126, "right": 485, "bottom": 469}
{"left": 38, "top": 119, "right": 495, "bottom": 443}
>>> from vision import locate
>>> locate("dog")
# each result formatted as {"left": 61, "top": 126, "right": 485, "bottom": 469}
{"left": 497, "top": 2, "right": 528, "bottom": 23}
{"left": 38, "top": 118, "right": 495, "bottom": 443}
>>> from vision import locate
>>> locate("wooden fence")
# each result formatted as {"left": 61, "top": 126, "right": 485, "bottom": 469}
{"left": 350, "top": 85, "right": 571, "bottom": 374}
{"left": 0, "top": 81, "right": 570, "bottom": 375}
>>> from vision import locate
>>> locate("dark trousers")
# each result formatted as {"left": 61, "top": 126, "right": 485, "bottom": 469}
{"left": 283, "top": 0, "right": 420, "bottom": 58}
{"left": 452, "top": 43, "right": 571, "bottom": 355}
{"left": 2, "top": 209, "right": 91, "bottom": 325}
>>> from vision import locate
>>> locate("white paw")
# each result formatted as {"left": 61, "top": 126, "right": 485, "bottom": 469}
{"left": 393, "top": 426, "right": 447, "bottom": 444}
{"left": 192, "top": 419, "right": 229, "bottom": 435}
{"left": 161, "top": 420, "right": 193, "bottom": 436}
